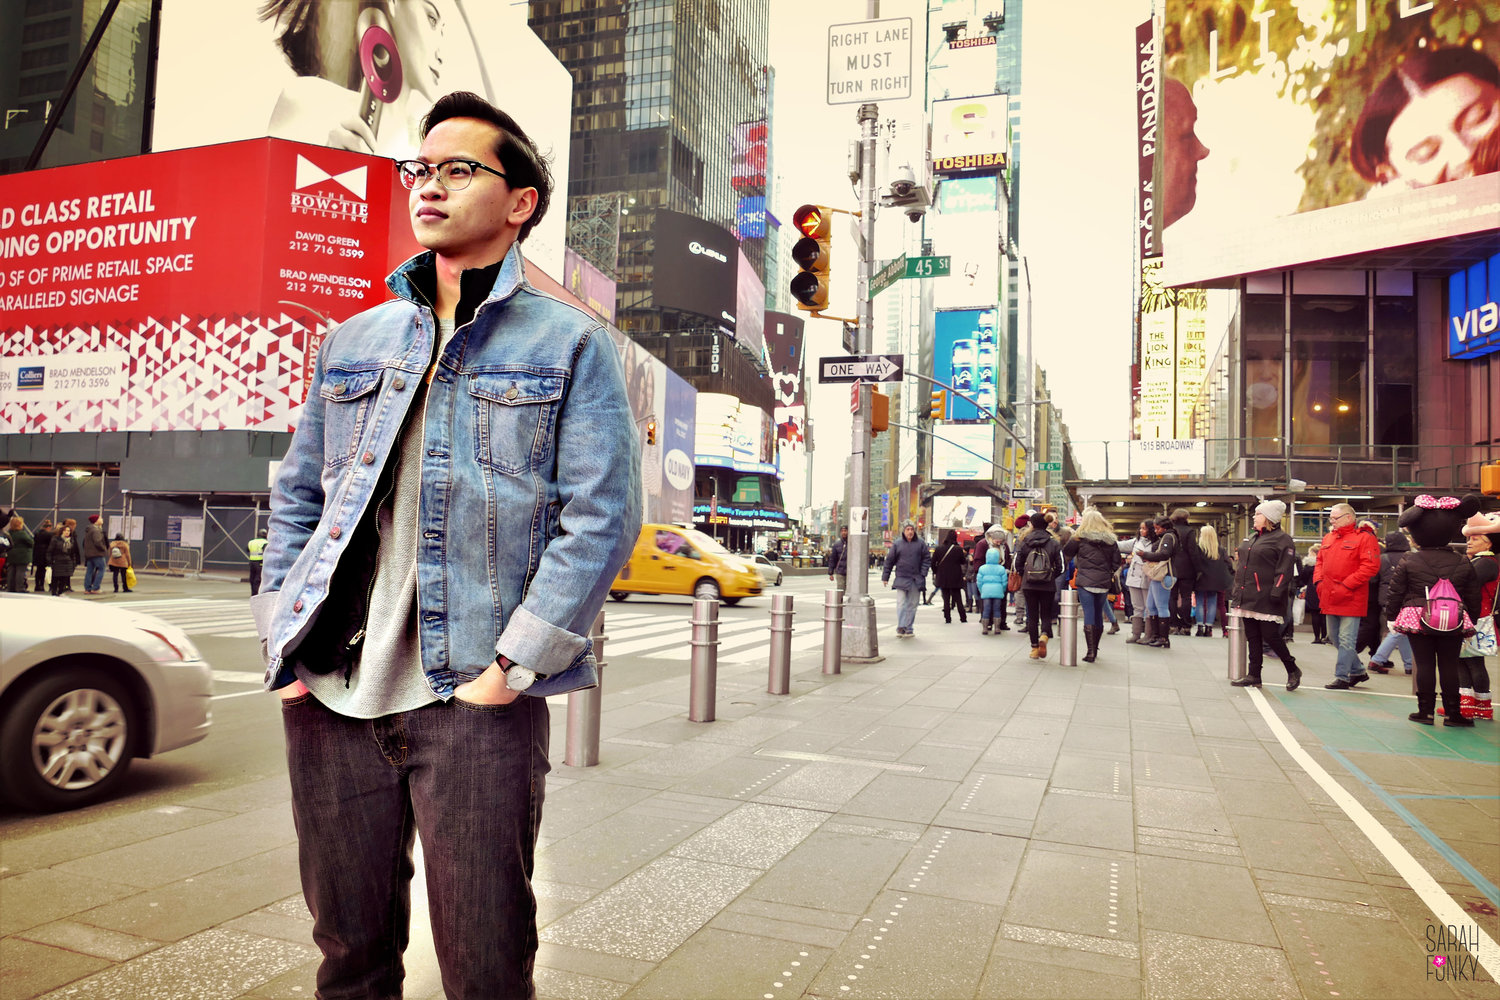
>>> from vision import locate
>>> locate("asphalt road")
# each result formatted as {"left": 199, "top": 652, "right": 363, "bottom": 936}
{"left": 0, "top": 572, "right": 861, "bottom": 839}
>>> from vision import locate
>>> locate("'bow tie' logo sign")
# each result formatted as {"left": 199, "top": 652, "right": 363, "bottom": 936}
{"left": 290, "top": 156, "right": 369, "bottom": 223}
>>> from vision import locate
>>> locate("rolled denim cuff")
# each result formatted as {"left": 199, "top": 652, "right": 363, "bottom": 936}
{"left": 496, "top": 603, "right": 589, "bottom": 680}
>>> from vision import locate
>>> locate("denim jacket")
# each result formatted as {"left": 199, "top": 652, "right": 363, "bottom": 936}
{"left": 252, "top": 243, "right": 642, "bottom": 700}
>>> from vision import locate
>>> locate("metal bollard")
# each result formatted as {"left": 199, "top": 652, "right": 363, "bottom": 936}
{"left": 688, "top": 597, "right": 719, "bottom": 722}
{"left": 822, "top": 589, "right": 843, "bottom": 674}
{"left": 565, "top": 609, "right": 607, "bottom": 767}
{"left": 767, "top": 593, "right": 795, "bottom": 695}
{"left": 1058, "top": 590, "right": 1080, "bottom": 666}
{"left": 1226, "top": 614, "right": 1248, "bottom": 681}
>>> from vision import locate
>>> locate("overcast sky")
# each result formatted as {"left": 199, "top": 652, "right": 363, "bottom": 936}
{"left": 769, "top": 0, "right": 1153, "bottom": 507}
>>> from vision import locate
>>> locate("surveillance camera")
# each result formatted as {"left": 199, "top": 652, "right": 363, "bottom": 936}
{"left": 889, "top": 163, "right": 917, "bottom": 200}
{"left": 905, "top": 204, "right": 927, "bottom": 222}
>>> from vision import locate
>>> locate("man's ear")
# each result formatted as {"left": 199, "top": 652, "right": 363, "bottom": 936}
{"left": 507, "top": 187, "right": 539, "bottom": 229}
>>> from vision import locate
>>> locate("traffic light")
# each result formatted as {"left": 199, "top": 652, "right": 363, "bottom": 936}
{"left": 929, "top": 389, "right": 946, "bottom": 419}
{"left": 871, "top": 390, "right": 889, "bottom": 433}
{"left": 645, "top": 417, "right": 657, "bottom": 446}
{"left": 790, "top": 204, "right": 832, "bottom": 312}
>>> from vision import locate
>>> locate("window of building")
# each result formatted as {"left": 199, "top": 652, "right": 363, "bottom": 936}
{"left": 1373, "top": 295, "right": 1417, "bottom": 453}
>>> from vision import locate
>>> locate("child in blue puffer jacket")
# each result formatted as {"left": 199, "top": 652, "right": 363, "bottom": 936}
{"left": 976, "top": 547, "right": 1009, "bottom": 635}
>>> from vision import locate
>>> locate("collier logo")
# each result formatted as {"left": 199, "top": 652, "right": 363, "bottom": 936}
{"left": 290, "top": 155, "right": 369, "bottom": 223}
{"left": 689, "top": 241, "right": 728, "bottom": 263}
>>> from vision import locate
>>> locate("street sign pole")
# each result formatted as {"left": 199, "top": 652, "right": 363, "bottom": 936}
{"left": 843, "top": 97, "right": 880, "bottom": 662}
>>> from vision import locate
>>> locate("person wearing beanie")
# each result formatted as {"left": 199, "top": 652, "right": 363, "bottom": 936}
{"left": 81, "top": 513, "right": 109, "bottom": 594}
{"left": 1229, "top": 501, "right": 1301, "bottom": 690}
{"left": 1313, "top": 502, "right": 1380, "bottom": 689}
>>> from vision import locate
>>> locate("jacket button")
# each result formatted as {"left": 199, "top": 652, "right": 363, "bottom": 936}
{"left": 330, "top": 383, "right": 345, "bottom": 395}
{"left": 293, "top": 599, "right": 303, "bottom": 613}
{"left": 362, "top": 451, "right": 375, "bottom": 464}
{"left": 393, "top": 377, "right": 406, "bottom": 391}
{"left": 505, "top": 386, "right": 519, "bottom": 400}
{"left": 329, "top": 525, "right": 342, "bottom": 540}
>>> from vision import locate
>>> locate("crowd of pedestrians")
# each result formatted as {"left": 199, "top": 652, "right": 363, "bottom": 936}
{"left": 0, "top": 511, "right": 140, "bottom": 596}
{"left": 854, "top": 495, "right": 1497, "bottom": 729}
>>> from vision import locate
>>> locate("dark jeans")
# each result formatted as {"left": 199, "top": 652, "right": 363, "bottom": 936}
{"left": 110, "top": 566, "right": 128, "bottom": 590}
{"left": 84, "top": 554, "right": 106, "bottom": 591}
{"left": 1024, "top": 589, "right": 1054, "bottom": 647}
{"left": 1308, "top": 611, "right": 1326, "bottom": 642}
{"left": 1409, "top": 632, "right": 1463, "bottom": 718}
{"left": 1457, "top": 656, "right": 1491, "bottom": 694}
{"left": 1170, "top": 577, "right": 1193, "bottom": 628}
{"left": 1245, "top": 618, "right": 1297, "bottom": 679}
{"left": 940, "top": 586, "right": 967, "bottom": 622}
{"left": 4, "top": 560, "right": 29, "bottom": 593}
{"left": 33, "top": 561, "right": 48, "bottom": 591}
{"left": 249, "top": 560, "right": 263, "bottom": 596}
{"left": 281, "top": 692, "right": 550, "bottom": 1000}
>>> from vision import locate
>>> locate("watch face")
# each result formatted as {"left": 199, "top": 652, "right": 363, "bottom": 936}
{"left": 506, "top": 665, "right": 535, "bottom": 691}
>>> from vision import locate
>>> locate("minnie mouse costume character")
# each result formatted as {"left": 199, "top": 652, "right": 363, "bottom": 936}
{"left": 1382, "top": 495, "right": 1483, "bottom": 726}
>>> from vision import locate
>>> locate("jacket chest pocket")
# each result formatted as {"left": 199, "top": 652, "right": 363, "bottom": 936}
{"left": 320, "top": 369, "right": 383, "bottom": 469}
{"left": 471, "top": 372, "right": 565, "bottom": 475}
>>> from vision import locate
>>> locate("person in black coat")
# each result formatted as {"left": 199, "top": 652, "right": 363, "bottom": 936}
{"left": 47, "top": 523, "right": 78, "bottom": 596}
{"left": 1229, "top": 500, "right": 1301, "bottom": 690}
{"left": 1168, "top": 509, "right": 1203, "bottom": 635}
{"left": 1014, "top": 514, "right": 1063, "bottom": 660}
{"left": 1194, "top": 524, "right": 1234, "bottom": 637}
{"left": 932, "top": 530, "right": 969, "bottom": 624}
{"left": 31, "top": 519, "right": 54, "bottom": 593}
{"left": 1063, "top": 508, "right": 1122, "bottom": 663}
{"left": 1300, "top": 544, "right": 1326, "bottom": 643}
{"left": 1383, "top": 496, "right": 1483, "bottom": 726}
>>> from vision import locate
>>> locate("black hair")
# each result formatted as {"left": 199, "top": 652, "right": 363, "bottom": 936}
{"left": 1351, "top": 46, "right": 1500, "bottom": 182}
{"left": 420, "top": 91, "right": 553, "bottom": 243}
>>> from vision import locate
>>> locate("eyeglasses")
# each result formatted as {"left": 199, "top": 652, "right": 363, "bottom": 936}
{"left": 395, "top": 159, "right": 507, "bottom": 191}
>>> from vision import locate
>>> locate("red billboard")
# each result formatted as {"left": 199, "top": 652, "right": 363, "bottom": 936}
{"left": 0, "top": 138, "right": 421, "bottom": 434}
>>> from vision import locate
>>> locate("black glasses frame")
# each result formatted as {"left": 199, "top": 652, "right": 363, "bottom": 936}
{"left": 394, "top": 158, "right": 508, "bottom": 191}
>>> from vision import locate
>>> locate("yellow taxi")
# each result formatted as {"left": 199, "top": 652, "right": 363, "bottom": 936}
{"left": 609, "top": 524, "right": 763, "bottom": 605}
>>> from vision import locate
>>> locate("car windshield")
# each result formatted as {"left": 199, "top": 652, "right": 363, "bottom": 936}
{"left": 683, "top": 529, "right": 731, "bottom": 555}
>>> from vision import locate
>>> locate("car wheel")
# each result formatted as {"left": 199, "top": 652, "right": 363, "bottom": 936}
{"left": 609, "top": 591, "right": 628, "bottom": 601}
{"left": 775, "top": 573, "right": 783, "bottom": 586}
{"left": 0, "top": 665, "right": 139, "bottom": 812}
{"left": 693, "top": 578, "right": 721, "bottom": 602}
{"left": 722, "top": 596, "right": 742, "bottom": 606}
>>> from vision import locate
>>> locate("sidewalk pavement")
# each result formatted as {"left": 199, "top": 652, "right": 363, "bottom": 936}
{"left": 2, "top": 597, "right": 1496, "bottom": 999}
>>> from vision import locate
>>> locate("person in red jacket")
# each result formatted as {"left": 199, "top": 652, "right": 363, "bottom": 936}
{"left": 1314, "top": 503, "right": 1382, "bottom": 689}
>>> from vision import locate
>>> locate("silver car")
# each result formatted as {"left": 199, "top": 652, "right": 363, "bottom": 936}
{"left": 748, "top": 553, "right": 784, "bottom": 587}
{"left": 0, "top": 594, "right": 213, "bottom": 812}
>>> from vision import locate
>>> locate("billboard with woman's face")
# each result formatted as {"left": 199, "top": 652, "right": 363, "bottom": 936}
{"left": 1160, "top": 1, "right": 1500, "bottom": 285}
{"left": 152, "top": 0, "right": 571, "bottom": 276}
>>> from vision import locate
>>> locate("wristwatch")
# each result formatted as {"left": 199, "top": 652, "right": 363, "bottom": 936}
{"left": 504, "top": 663, "right": 537, "bottom": 692}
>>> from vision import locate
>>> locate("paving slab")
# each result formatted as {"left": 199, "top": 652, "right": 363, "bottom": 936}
{"left": 1003, "top": 847, "right": 1138, "bottom": 942}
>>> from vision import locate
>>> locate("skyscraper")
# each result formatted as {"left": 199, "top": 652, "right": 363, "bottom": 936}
{"left": 528, "top": 0, "right": 773, "bottom": 409}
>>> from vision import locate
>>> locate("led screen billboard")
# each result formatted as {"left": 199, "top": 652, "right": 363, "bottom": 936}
{"left": 563, "top": 247, "right": 617, "bottom": 324}
{"left": 933, "top": 308, "right": 1001, "bottom": 421}
{"left": 653, "top": 210, "right": 738, "bottom": 331}
{"left": 1160, "top": 1, "right": 1500, "bottom": 285}
{"left": 695, "top": 392, "right": 775, "bottom": 475}
{"left": 735, "top": 248, "right": 767, "bottom": 367}
{"left": 152, "top": 0, "right": 572, "bottom": 277}
{"left": 0, "top": 138, "right": 416, "bottom": 434}
{"left": 731, "top": 120, "right": 768, "bottom": 190}
{"left": 932, "top": 422, "right": 995, "bottom": 481}
{"left": 930, "top": 94, "right": 1009, "bottom": 177}
{"left": 925, "top": 211, "right": 1000, "bottom": 310}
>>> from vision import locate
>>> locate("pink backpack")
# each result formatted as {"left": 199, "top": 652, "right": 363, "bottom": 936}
{"left": 1420, "top": 577, "right": 1468, "bottom": 633}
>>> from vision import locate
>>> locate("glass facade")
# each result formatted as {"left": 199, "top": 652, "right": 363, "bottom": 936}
{"left": 0, "top": 0, "right": 154, "bottom": 175}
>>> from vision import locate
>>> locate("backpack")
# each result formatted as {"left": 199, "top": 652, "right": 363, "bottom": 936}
{"left": 1421, "top": 577, "right": 1467, "bottom": 632}
{"left": 111, "top": 544, "right": 124, "bottom": 559}
{"left": 1024, "top": 546, "right": 1053, "bottom": 585}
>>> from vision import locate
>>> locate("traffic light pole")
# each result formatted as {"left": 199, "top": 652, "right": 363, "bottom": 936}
{"left": 842, "top": 100, "right": 881, "bottom": 662}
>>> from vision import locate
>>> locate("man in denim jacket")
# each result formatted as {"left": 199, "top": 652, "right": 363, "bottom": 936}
{"left": 252, "top": 92, "right": 640, "bottom": 999}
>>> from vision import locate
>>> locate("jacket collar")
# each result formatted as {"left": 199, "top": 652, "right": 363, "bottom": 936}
{"left": 386, "top": 241, "right": 529, "bottom": 323}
